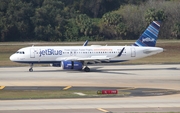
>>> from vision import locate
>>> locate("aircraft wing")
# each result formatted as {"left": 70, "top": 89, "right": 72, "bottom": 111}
{"left": 56, "top": 47, "right": 125, "bottom": 62}
{"left": 56, "top": 56, "right": 110, "bottom": 61}
{"left": 77, "top": 47, "right": 124, "bottom": 61}
{"left": 77, "top": 56, "right": 111, "bottom": 61}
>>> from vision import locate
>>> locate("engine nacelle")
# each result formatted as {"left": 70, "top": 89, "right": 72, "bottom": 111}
{"left": 61, "top": 61, "right": 83, "bottom": 70}
{"left": 50, "top": 63, "right": 61, "bottom": 67}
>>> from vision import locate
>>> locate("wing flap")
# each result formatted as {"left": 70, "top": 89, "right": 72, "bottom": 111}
{"left": 77, "top": 56, "right": 110, "bottom": 61}
{"left": 55, "top": 56, "right": 110, "bottom": 61}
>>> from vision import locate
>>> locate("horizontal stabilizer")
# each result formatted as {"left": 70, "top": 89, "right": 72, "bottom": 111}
{"left": 143, "top": 48, "right": 163, "bottom": 54}
{"left": 77, "top": 56, "right": 110, "bottom": 61}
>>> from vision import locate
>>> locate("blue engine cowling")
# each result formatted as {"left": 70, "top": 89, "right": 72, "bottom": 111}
{"left": 50, "top": 63, "right": 61, "bottom": 67}
{"left": 61, "top": 61, "right": 83, "bottom": 70}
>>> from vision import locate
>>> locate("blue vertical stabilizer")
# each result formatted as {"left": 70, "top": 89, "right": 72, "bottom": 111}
{"left": 133, "top": 21, "right": 161, "bottom": 47}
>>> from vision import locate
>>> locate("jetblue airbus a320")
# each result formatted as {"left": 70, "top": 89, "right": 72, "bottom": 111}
{"left": 10, "top": 21, "right": 163, "bottom": 72}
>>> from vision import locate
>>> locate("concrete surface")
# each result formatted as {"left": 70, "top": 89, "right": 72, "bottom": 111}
{"left": 0, "top": 64, "right": 180, "bottom": 113}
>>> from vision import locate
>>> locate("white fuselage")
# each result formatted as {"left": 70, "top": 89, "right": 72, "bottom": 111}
{"left": 10, "top": 45, "right": 163, "bottom": 64}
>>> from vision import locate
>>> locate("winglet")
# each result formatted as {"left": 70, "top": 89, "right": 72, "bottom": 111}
{"left": 117, "top": 47, "right": 125, "bottom": 57}
{"left": 83, "top": 40, "right": 88, "bottom": 46}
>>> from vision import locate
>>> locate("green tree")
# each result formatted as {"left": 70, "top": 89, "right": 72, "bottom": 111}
{"left": 64, "top": 19, "right": 79, "bottom": 41}
{"left": 75, "top": 14, "right": 97, "bottom": 36}
{"left": 31, "top": 0, "right": 65, "bottom": 41}
{"left": 124, "top": 0, "right": 147, "bottom": 4}
{"left": 0, "top": 0, "right": 180, "bottom": 41}
{"left": 0, "top": 0, "right": 34, "bottom": 41}
{"left": 145, "top": 8, "right": 167, "bottom": 23}
{"left": 171, "top": 22, "right": 180, "bottom": 39}
{"left": 115, "top": 22, "right": 127, "bottom": 39}
{"left": 100, "top": 12, "right": 123, "bottom": 40}
{"left": 61, "top": 0, "right": 122, "bottom": 18}
{"left": 102, "top": 13, "right": 122, "bottom": 26}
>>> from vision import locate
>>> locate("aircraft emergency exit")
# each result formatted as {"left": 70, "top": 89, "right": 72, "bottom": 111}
{"left": 10, "top": 21, "right": 163, "bottom": 72}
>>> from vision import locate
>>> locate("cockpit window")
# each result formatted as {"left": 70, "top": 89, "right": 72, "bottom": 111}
{"left": 16, "top": 51, "right": 25, "bottom": 54}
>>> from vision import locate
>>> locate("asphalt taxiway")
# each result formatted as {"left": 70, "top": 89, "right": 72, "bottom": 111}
{"left": 0, "top": 64, "right": 180, "bottom": 112}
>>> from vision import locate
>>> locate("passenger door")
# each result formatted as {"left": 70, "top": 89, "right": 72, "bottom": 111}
{"left": 131, "top": 47, "right": 136, "bottom": 57}
{"left": 30, "top": 48, "right": 35, "bottom": 58}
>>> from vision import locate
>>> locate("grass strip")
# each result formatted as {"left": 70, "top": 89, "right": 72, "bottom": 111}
{"left": 0, "top": 90, "right": 130, "bottom": 100}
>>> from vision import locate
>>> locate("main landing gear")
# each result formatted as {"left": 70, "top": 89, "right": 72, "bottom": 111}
{"left": 83, "top": 61, "right": 90, "bottom": 72}
{"left": 29, "top": 63, "right": 33, "bottom": 72}
{"left": 84, "top": 66, "right": 90, "bottom": 72}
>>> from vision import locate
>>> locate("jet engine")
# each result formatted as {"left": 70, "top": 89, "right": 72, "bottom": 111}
{"left": 61, "top": 61, "right": 83, "bottom": 70}
{"left": 50, "top": 63, "right": 61, "bottom": 67}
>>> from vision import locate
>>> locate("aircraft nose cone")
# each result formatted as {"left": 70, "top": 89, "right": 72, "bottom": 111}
{"left": 9, "top": 54, "right": 15, "bottom": 61}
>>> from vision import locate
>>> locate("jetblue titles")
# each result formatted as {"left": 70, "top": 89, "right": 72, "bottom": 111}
{"left": 142, "top": 37, "right": 155, "bottom": 42}
{"left": 40, "top": 49, "right": 62, "bottom": 57}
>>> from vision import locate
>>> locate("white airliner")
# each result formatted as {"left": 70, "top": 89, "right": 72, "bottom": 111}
{"left": 10, "top": 21, "right": 163, "bottom": 72}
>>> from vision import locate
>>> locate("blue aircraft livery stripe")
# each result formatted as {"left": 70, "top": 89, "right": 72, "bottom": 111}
{"left": 148, "top": 26, "right": 158, "bottom": 36}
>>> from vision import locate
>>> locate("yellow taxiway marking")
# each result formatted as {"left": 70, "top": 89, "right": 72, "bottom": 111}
{"left": 63, "top": 86, "right": 72, "bottom": 90}
{"left": 0, "top": 86, "right": 5, "bottom": 90}
{"left": 97, "top": 108, "right": 110, "bottom": 113}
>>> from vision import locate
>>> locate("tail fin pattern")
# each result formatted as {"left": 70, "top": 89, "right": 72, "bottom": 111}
{"left": 133, "top": 21, "right": 161, "bottom": 47}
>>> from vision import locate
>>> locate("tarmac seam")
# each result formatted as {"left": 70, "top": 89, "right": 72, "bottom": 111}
{"left": 118, "top": 87, "right": 135, "bottom": 90}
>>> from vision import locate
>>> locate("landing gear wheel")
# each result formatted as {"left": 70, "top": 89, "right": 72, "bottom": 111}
{"left": 29, "top": 68, "right": 33, "bottom": 72}
{"left": 84, "top": 67, "right": 90, "bottom": 72}
{"left": 29, "top": 63, "right": 34, "bottom": 72}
